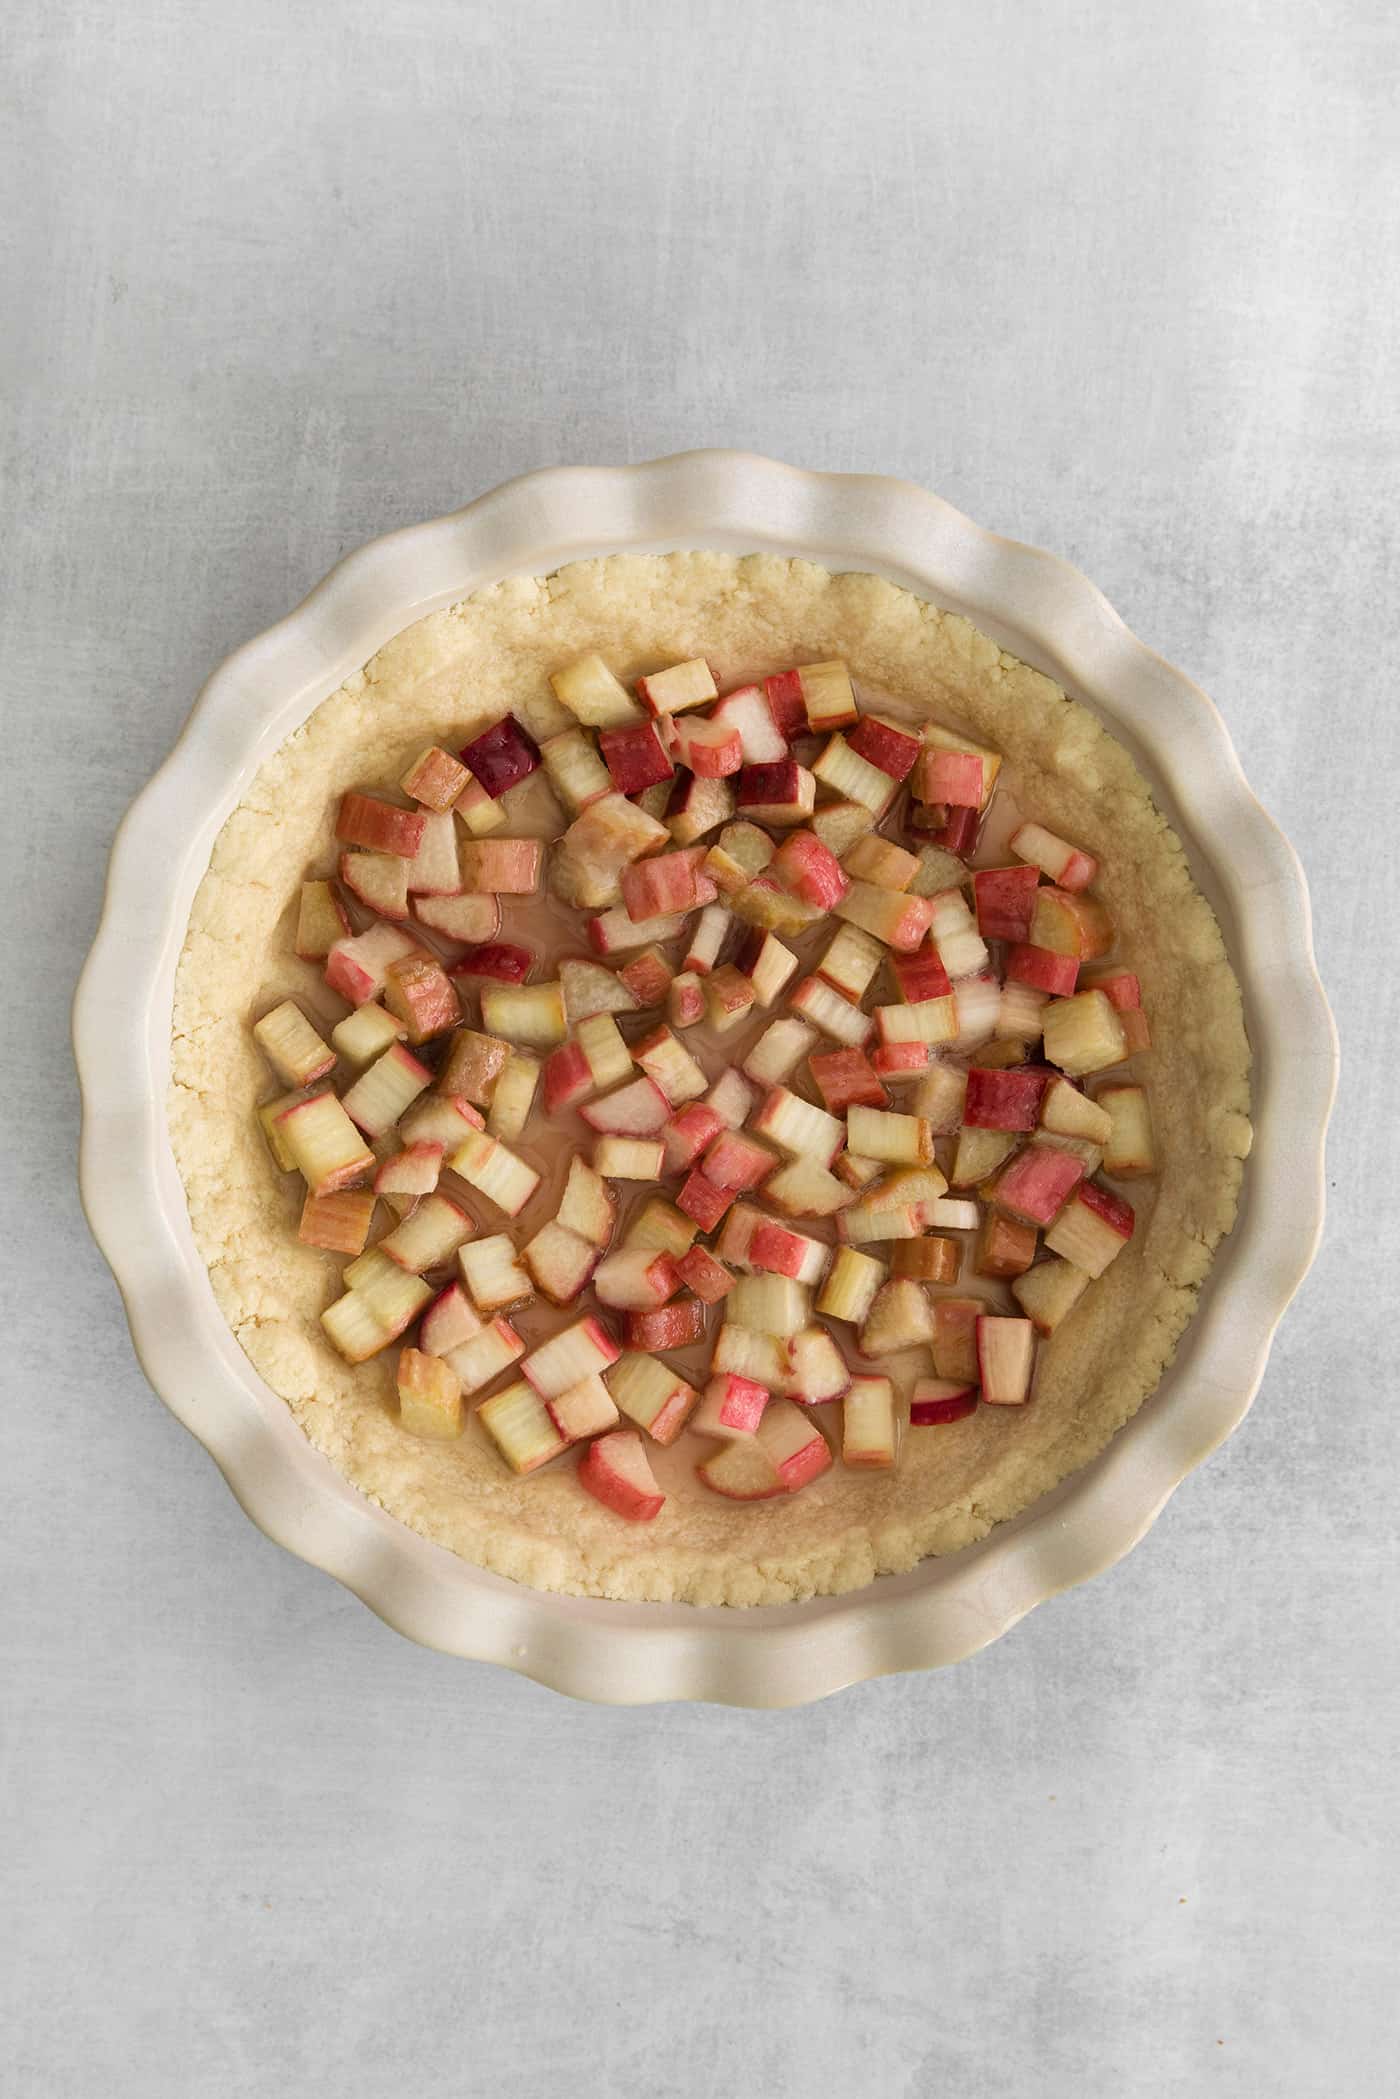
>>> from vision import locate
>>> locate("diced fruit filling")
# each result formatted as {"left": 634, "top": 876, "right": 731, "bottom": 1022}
{"left": 254, "top": 647, "right": 1158, "bottom": 1517}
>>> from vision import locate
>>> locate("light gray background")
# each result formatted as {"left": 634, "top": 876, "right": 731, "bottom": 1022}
{"left": 4, "top": 2, "right": 1395, "bottom": 2094}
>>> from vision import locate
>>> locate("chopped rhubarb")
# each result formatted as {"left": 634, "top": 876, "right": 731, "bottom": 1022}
{"left": 458, "top": 715, "right": 542, "bottom": 798}
{"left": 846, "top": 715, "right": 920, "bottom": 782}
{"left": 623, "top": 1298, "right": 706, "bottom": 1354}
{"left": 675, "top": 1246, "right": 736, "bottom": 1305}
{"left": 295, "top": 879, "right": 351, "bottom": 960}
{"left": 635, "top": 658, "right": 718, "bottom": 717}
{"left": 963, "top": 1065, "right": 1050, "bottom": 1130}
{"left": 298, "top": 1187, "right": 376, "bottom": 1256}
{"left": 449, "top": 942, "right": 534, "bottom": 985}
{"left": 578, "top": 1430, "right": 665, "bottom": 1521}
{"left": 677, "top": 1171, "right": 735, "bottom": 1232}
{"left": 808, "top": 1046, "right": 888, "bottom": 1113}
{"left": 973, "top": 865, "right": 1040, "bottom": 943}
{"left": 771, "top": 830, "right": 849, "bottom": 910}
{"left": 401, "top": 744, "right": 470, "bottom": 811}
{"left": 335, "top": 792, "right": 425, "bottom": 858}
{"left": 599, "top": 720, "right": 674, "bottom": 794}
{"left": 909, "top": 1378, "right": 979, "bottom": 1427}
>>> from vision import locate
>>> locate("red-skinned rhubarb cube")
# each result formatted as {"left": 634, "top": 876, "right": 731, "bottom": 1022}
{"left": 1080, "top": 966, "right": 1142, "bottom": 1010}
{"left": 771, "top": 830, "right": 849, "bottom": 910}
{"left": 1007, "top": 943, "right": 1080, "bottom": 997}
{"left": 457, "top": 839, "right": 542, "bottom": 894}
{"left": 402, "top": 744, "right": 471, "bottom": 810}
{"left": 458, "top": 715, "right": 542, "bottom": 798}
{"left": 918, "top": 804, "right": 979, "bottom": 858}
{"left": 662, "top": 1102, "right": 724, "bottom": 1174}
{"left": 846, "top": 716, "right": 921, "bottom": 781}
{"left": 893, "top": 952, "right": 953, "bottom": 1003}
{"left": 383, "top": 954, "right": 461, "bottom": 1044}
{"left": 807, "top": 1047, "right": 888, "bottom": 1112}
{"left": 703, "top": 1129, "right": 778, "bottom": 1193}
{"left": 761, "top": 668, "right": 808, "bottom": 736}
{"left": 963, "top": 1065, "right": 1050, "bottom": 1130}
{"left": 624, "top": 1299, "right": 707, "bottom": 1353}
{"left": 973, "top": 865, "right": 1041, "bottom": 943}
{"left": 993, "top": 1145, "right": 1085, "bottom": 1227}
{"left": 448, "top": 942, "right": 534, "bottom": 985}
{"left": 711, "top": 685, "right": 787, "bottom": 763}
{"left": 579, "top": 1075, "right": 671, "bottom": 1137}
{"left": 617, "top": 946, "right": 674, "bottom": 1007}
{"left": 1011, "top": 820, "right": 1098, "bottom": 893}
{"left": 735, "top": 761, "right": 816, "bottom": 825}
{"left": 909, "top": 1378, "right": 979, "bottom": 1426}
{"left": 918, "top": 749, "right": 984, "bottom": 805}
{"left": 335, "top": 792, "right": 426, "bottom": 858}
{"left": 673, "top": 715, "right": 744, "bottom": 777}
{"left": 677, "top": 1171, "right": 735, "bottom": 1232}
{"left": 542, "top": 1040, "right": 591, "bottom": 1114}
{"left": 578, "top": 1430, "right": 666, "bottom": 1523}
{"left": 619, "top": 846, "right": 715, "bottom": 922}
{"left": 598, "top": 720, "right": 674, "bottom": 794}
{"left": 1045, "top": 1181, "right": 1135, "bottom": 1276}
{"left": 675, "top": 1245, "right": 735, "bottom": 1304}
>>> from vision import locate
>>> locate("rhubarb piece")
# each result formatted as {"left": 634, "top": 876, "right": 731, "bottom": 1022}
{"left": 748, "top": 1220, "right": 829, "bottom": 1287}
{"left": 340, "top": 1042, "right": 433, "bottom": 1138}
{"left": 540, "top": 727, "right": 612, "bottom": 816}
{"left": 973, "top": 865, "right": 1040, "bottom": 944}
{"left": 599, "top": 719, "right": 674, "bottom": 795}
{"left": 631, "top": 1025, "right": 706, "bottom": 1106}
{"left": 401, "top": 744, "right": 470, "bottom": 811}
{"left": 758, "top": 1400, "right": 833, "bottom": 1491}
{"left": 919, "top": 748, "right": 985, "bottom": 806}
{"left": 549, "top": 654, "right": 642, "bottom": 730}
{"left": 839, "top": 1200, "right": 923, "bottom": 1244}
{"left": 926, "top": 889, "right": 988, "bottom": 980}
{"left": 380, "top": 1193, "right": 473, "bottom": 1272}
{"left": 974, "top": 1211, "right": 1038, "bottom": 1279}
{"left": 547, "top": 1374, "right": 621, "bottom": 1443}
{"left": 662, "top": 1102, "right": 724, "bottom": 1175}
{"left": 253, "top": 1001, "right": 337, "bottom": 1088}
{"left": 1012, "top": 1256, "right": 1090, "bottom": 1334}
{"left": 1080, "top": 965, "right": 1142, "bottom": 1010}
{"left": 593, "top": 1248, "right": 681, "bottom": 1310}
{"left": 976, "top": 1317, "right": 1036, "bottom": 1406}
{"left": 911, "top": 1062, "right": 967, "bottom": 1133}
{"left": 606, "top": 1353, "right": 699, "bottom": 1445}
{"left": 453, "top": 769, "right": 508, "bottom": 837}
{"left": 636, "top": 658, "right": 717, "bottom": 717}
{"left": 705, "top": 1069, "right": 755, "bottom": 1130}
{"left": 859, "top": 1280, "right": 937, "bottom": 1359}
{"left": 950, "top": 1124, "right": 1019, "bottom": 1187}
{"left": 874, "top": 998, "right": 957, "bottom": 1051}
{"left": 400, "top": 1094, "right": 485, "bottom": 1148}
{"left": 846, "top": 1105, "right": 936, "bottom": 1167}
{"left": 764, "top": 1157, "right": 852, "bottom": 1219}
{"left": 555, "top": 793, "right": 670, "bottom": 909}
{"left": 480, "top": 980, "right": 566, "bottom": 1049}
{"left": 815, "top": 1246, "right": 886, "bottom": 1325}
{"left": 969, "top": 1039, "right": 1029, "bottom": 1073}
{"left": 842, "top": 834, "right": 919, "bottom": 894}
{"left": 783, "top": 1328, "right": 850, "bottom": 1407}
{"left": 412, "top": 892, "right": 503, "bottom": 943}
{"left": 458, "top": 715, "right": 542, "bottom": 799}
{"left": 751, "top": 1088, "right": 844, "bottom": 1166}
{"left": 522, "top": 1220, "right": 600, "bottom": 1305}
{"left": 734, "top": 760, "right": 817, "bottom": 826}
{"left": 770, "top": 659, "right": 858, "bottom": 733}
{"left": 325, "top": 921, "right": 421, "bottom": 1007}
{"left": 711, "top": 1323, "right": 787, "bottom": 1388}
{"left": 298, "top": 1186, "right": 376, "bottom": 1256}
{"left": 999, "top": 980, "right": 1050, "bottom": 1043}
{"left": 722, "top": 932, "right": 793, "bottom": 1014}
{"left": 448, "top": 1128, "right": 541, "bottom": 1216}
{"left": 1030, "top": 887, "right": 1113, "bottom": 962}
{"left": 578, "top": 1429, "right": 665, "bottom": 1520}
{"left": 449, "top": 942, "right": 535, "bottom": 987}
{"left": 1097, "top": 1083, "right": 1156, "bottom": 1176}
{"left": 672, "top": 713, "right": 743, "bottom": 777}
{"left": 925, "top": 1196, "right": 980, "bottom": 1231}
{"left": 842, "top": 1375, "right": 898, "bottom": 1469}
{"left": 918, "top": 723, "right": 1002, "bottom": 807}
{"left": 692, "top": 1372, "right": 770, "bottom": 1437}
{"left": 588, "top": 904, "right": 688, "bottom": 955}
{"left": 556, "top": 1155, "right": 617, "bottom": 1247}
{"left": 544, "top": 1011, "right": 632, "bottom": 1110}
{"left": 807, "top": 1047, "right": 886, "bottom": 1114}
{"left": 845, "top": 713, "right": 921, "bottom": 782}
{"left": 742, "top": 1017, "right": 817, "bottom": 1089}
{"left": 812, "top": 805, "right": 877, "bottom": 865}
{"left": 668, "top": 971, "right": 706, "bottom": 1028}
{"left": 891, "top": 1235, "right": 961, "bottom": 1284}
{"left": 703, "top": 1128, "right": 778, "bottom": 1193}
{"left": 560, "top": 956, "right": 639, "bottom": 1024}
{"left": 625, "top": 1199, "right": 698, "bottom": 1257}
{"left": 383, "top": 953, "right": 460, "bottom": 1045}
{"left": 404, "top": 810, "right": 463, "bottom": 897}
{"left": 730, "top": 878, "right": 823, "bottom": 939}
{"left": 684, "top": 903, "right": 732, "bottom": 977}
{"left": 728, "top": 1275, "right": 811, "bottom": 1338}
{"left": 1116, "top": 1006, "right": 1152, "bottom": 1056}
{"left": 615, "top": 946, "right": 673, "bottom": 1007}
{"left": 393, "top": 1348, "right": 464, "bottom": 1440}
{"left": 951, "top": 971, "right": 1002, "bottom": 1050}
{"left": 593, "top": 1135, "right": 665, "bottom": 1180}
{"left": 710, "top": 685, "right": 786, "bottom": 763}
{"left": 910, "top": 1378, "right": 979, "bottom": 1427}
{"left": 992, "top": 1145, "right": 1084, "bottom": 1228}
{"left": 277, "top": 1092, "right": 375, "bottom": 1196}
{"left": 374, "top": 1141, "right": 443, "bottom": 1200}
{"left": 814, "top": 926, "right": 881, "bottom": 1007}
{"left": 905, "top": 844, "right": 966, "bottom": 899}
{"left": 1044, "top": 1181, "right": 1135, "bottom": 1276}
{"left": 771, "top": 830, "right": 849, "bottom": 910}
{"left": 703, "top": 963, "right": 757, "bottom": 1035}
{"left": 1042, "top": 990, "right": 1129, "bottom": 1078}
{"left": 456, "top": 838, "right": 542, "bottom": 896}
{"left": 665, "top": 770, "right": 735, "bottom": 845}
{"left": 336, "top": 792, "right": 425, "bottom": 858}
{"left": 1011, "top": 820, "right": 1097, "bottom": 892}
{"left": 319, "top": 1291, "right": 400, "bottom": 1366}
{"left": 485, "top": 1051, "right": 540, "bottom": 1141}
{"left": 930, "top": 1298, "right": 980, "bottom": 1383}
{"left": 675, "top": 1246, "right": 735, "bottom": 1305}
{"left": 330, "top": 1002, "right": 406, "bottom": 1066}
{"left": 964, "top": 1065, "right": 1050, "bottom": 1131}
{"left": 625, "top": 1298, "right": 706, "bottom": 1353}
{"left": 580, "top": 1074, "right": 671, "bottom": 1137}
{"left": 419, "top": 1282, "right": 484, "bottom": 1358}
{"left": 787, "top": 975, "right": 872, "bottom": 1050}
{"left": 444, "top": 1317, "right": 526, "bottom": 1394}
{"left": 477, "top": 1380, "right": 568, "bottom": 1475}
{"left": 834, "top": 881, "right": 934, "bottom": 953}
{"left": 677, "top": 1171, "right": 734, "bottom": 1233}
{"left": 295, "top": 879, "right": 351, "bottom": 960}
{"left": 457, "top": 1233, "right": 532, "bottom": 1312}
{"left": 522, "top": 1316, "right": 620, "bottom": 1401}
{"left": 716, "top": 823, "right": 775, "bottom": 879}
{"left": 696, "top": 1436, "right": 784, "bottom": 1501}
{"left": 437, "top": 1027, "right": 511, "bottom": 1104}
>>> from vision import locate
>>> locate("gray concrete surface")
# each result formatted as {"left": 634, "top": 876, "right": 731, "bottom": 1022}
{"left": 4, "top": 3, "right": 1395, "bottom": 2094}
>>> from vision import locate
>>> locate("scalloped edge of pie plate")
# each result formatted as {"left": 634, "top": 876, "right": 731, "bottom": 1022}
{"left": 73, "top": 452, "right": 1337, "bottom": 1706}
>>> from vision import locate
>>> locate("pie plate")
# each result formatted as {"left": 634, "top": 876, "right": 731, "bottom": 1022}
{"left": 73, "top": 452, "right": 1337, "bottom": 1705}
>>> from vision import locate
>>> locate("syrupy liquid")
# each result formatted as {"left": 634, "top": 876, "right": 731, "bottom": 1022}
{"left": 258, "top": 677, "right": 1109, "bottom": 1503}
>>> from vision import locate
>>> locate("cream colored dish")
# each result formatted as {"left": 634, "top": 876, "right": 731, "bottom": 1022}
{"left": 74, "top": 454, "right": 1335, "bottom": 1703}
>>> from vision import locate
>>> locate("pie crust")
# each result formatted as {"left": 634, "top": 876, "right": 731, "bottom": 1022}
{"left": 169, "top": 553, "right": 1251, "bottom": 1606}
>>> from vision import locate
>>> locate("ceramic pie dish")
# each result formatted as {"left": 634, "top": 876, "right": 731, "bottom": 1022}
{"left": 73, "top": 452, "right": 1336, "bottom": 1705}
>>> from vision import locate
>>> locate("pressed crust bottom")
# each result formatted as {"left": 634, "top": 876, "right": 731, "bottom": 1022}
{"left": 169, "top": 554, "right": 1251, "bottom": 1606}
